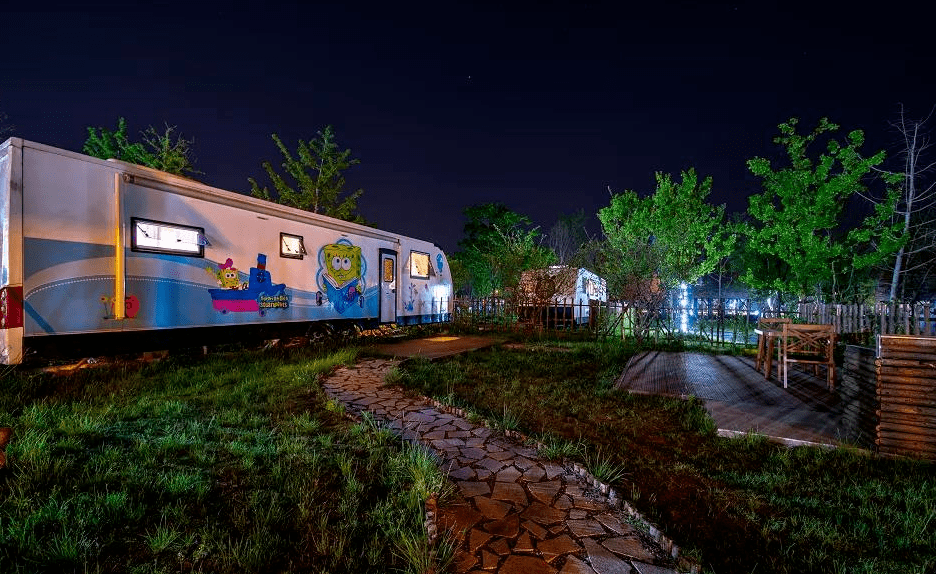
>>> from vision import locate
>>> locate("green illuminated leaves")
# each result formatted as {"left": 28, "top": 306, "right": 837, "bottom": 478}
{"left": 598, "top": 168, "right": 735, "bottom": 294}
{"left": 742, "top": 117, "right": 899, "bottom": 301}
{"left": 249, "top": 126, "right": 366, "bottom": 224}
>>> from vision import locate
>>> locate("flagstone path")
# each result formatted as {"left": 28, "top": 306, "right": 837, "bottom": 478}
{"left": 322, "top": 358, "right": 684, "bottom": 574}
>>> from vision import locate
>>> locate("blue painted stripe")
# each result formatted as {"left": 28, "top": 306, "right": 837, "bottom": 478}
{"left": 24, "top": 238, "right": 114, "bottom": 279}
{"left": 23, "top": 300, "right": 56, "bottom": 334}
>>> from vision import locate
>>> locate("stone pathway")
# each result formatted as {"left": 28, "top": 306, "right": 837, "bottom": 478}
{"left": 322, "top": 358, "right": 683, "bottom": 574}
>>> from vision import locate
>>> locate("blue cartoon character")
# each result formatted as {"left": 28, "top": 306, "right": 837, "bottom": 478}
{"left": 317, "top": 239, "right": 366, "bottom": 313}
{"left": 436, "top": 253, "right": 444, "bottom": 273}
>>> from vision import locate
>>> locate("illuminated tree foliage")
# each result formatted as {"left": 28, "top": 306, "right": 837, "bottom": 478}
{"left": 452, "top": 203, "right": 555, "bottom": 298}
{"left": 249, "top": 126, "right": 366, "bottom": 224}
{"left": 83, "top": 117, "right": 200, "bottom": 177}
{"left": 597, "top": 169, "right": 735, "bottom": 299}
{"left": 742, "top": 117, "right": 902, "bottom": 302}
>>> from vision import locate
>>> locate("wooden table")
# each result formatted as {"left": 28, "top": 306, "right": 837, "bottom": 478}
{"left": 754, "top": 327, "right": 782, "bottom": 380}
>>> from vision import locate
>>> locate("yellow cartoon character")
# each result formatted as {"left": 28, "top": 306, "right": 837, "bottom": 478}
{"left": 206, "top": 258, "right": 242, "bottom": 289}
{"left": 318, "top": 240, "right": 364, "bottom": 313}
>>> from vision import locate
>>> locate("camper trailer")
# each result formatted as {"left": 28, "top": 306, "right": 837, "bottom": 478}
{"left": 0, "top": 138, "right": 453, "bottom": 364}
{"left": 518, "top": 266, "right": 607, "bottom": 327}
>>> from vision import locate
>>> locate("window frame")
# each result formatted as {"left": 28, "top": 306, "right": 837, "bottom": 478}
{"left": 279, "top": 232, "right": 306, "bottom": 260}
{"left": 383, "top": 256, "right": 395, "bottom": 283}
{"left": 409, "top": 250, "right": 431, "bottom": 279}
{"left": 130, "top": 217, "right": 205, "bottom": 257}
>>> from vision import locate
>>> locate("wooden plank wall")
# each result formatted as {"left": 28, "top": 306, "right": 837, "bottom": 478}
{"left": 875, "top": 335, "right": 936, "bottom": 460}
{"left": 840, "top": 345, "right": 878, "bottom": 448}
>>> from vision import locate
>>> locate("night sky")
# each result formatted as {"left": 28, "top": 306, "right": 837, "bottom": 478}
{"left": 2, "top": 1, "right": 934, "bottom": 254}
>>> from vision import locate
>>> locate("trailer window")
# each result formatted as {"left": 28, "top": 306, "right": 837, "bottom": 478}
{"left": 131, "top": 218, "right": 205, "bottom": 257}
{"left": 383, "top": 257, "right": 395, "bottom": 283}
{"left": 409, "top": 251, "right": 431, "bottom": 279}
{"left": 280, "top": 233, "right": 306, "bottom": 259}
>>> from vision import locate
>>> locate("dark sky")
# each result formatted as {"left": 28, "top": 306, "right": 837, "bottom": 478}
{"left": 2, "top": 1, "right": 934, "bottom": 253}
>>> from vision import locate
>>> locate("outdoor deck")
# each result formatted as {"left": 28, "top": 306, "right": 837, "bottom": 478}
{"left": 615, "top": 351, "right": 858, "bottom": 447}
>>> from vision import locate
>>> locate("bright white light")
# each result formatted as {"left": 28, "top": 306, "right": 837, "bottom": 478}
{"left": 432, "top": 285, "right": 452, "bottom": 312}
{"left": 679, "top": 282, "right": 689, "bottom": 334}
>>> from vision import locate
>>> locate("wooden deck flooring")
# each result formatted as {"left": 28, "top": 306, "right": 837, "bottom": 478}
{"left": 615, "top": 351, "right": 864, "bottom": 447}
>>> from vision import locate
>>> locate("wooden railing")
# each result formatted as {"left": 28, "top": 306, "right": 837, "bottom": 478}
{"left": 452, "top": 297, "right": 601, "bottom": 333}
{"left": 450, "top": 296, "right": 936, "bottom": 343}
{"left": 796, "top": 302, "right": 936, "bottom": 336}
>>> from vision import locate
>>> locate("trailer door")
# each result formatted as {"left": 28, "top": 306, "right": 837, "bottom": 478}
{"left": 379, "top": 250, "right": 397, "bottom": 323}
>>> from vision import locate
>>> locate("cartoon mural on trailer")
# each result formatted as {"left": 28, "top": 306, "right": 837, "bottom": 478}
{"left": 205, "top": 258, "right": 245, "bottom": 290}
{"left": 316, "top": 239, "right": 366, "bottom": 314}
{"left": 206, "top": 254, "right": 288, "bottom": 315}
{"left": 100, "top": 295, "right": 140, "bottom": 319}
{"left": 403, "top": 282, "right": 430, "bottom": 313}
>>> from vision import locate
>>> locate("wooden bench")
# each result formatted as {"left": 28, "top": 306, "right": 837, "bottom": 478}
{"left": 781, "top": 323, "right": 836, "bottom": 390}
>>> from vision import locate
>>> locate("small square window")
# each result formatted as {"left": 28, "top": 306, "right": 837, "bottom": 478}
{"left": 131, "top": 217, "right": 205, "bottom": 257}
{"left": 410, "top": 251, "right": 431, "bottom": 279}
{"left": 280, "top": 233, "right": 306, "bottom": 259}
{"left": 383, "top": 257, "right": 395, "bottom": 283}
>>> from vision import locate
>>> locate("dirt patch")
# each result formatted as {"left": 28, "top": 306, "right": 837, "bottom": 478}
{"left": 373, "top": 335, "right": 502, "bottom": 359}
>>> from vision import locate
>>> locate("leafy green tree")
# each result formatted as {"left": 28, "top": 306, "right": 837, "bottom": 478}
{"left": 83, "top": 117, "right": 200, "bottom": 177}
{"left": 453, "top": 203, "right": 555, "bottom": 297}
{"left": 742, "top": 117, "right": 902, "bottom": 303}
{"left": 249, "top": 127, "right": 366, "bottom": 224}
{"left": 597, "top": 169, "right": 736, "bottom": 298}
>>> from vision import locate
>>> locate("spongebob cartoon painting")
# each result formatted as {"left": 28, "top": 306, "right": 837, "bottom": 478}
{"left": 316, "top": 239, "right": 366, "bottom": 313}
{"left": 206, "top": 258, "right": 243, "bottom": 289}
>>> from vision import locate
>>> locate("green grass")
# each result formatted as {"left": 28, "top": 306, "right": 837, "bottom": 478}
{"left": 393, "top": 339, "right": 936, "bottom": 574}
{"left": 0, "top": 345, "right": 448, "bottom": 573}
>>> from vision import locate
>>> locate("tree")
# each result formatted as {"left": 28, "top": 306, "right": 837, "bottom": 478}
{"left": 866, "top": 105, "right": 936, "bottom": 301}
{"left": 546, "top": 209, "right": 590, "bottom": 265}
{"left": 452, "top": 203, "right": 555, "bottom": 298}
{"left": 83, "top": 117, "right": 200, "bottom": 177}
{"left": 597, "top": 168, "right": 735, "bottom": 296}
{"left": 742, "top": 118, "right": 902, "bottom": 304}
{"left": 249, "top": 127, "right": 366, "bottom": 224}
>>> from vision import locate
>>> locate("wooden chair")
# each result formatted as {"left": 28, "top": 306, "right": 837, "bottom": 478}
{"left": 755, "top": 317, "right": 791, "bottom": 379}
{"left": 780, "top": 323, "right": 836, "bottom": 390}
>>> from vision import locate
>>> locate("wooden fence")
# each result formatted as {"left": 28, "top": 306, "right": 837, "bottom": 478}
{"left": 875, "top": 335, "right": 936, "bottom": 461}
{"left": 452, "top": 297, "right": 600, "bottom": 332}
{"left": 796, "top": 302, "right": 936, "bottom": 336}
{"left": 451, "top": 297, "right": 936, "bottom": 345}
{"left": 840, "top": 345, "right": 878, "bottom": 448}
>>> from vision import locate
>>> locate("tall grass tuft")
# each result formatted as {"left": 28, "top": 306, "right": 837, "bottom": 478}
{"left": 583, "top": 444, "right": 628, "bottom": 485}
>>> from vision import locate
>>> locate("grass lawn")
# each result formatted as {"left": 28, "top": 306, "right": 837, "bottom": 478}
{"left": 394, "top": 337, "right": 936, "bottom": 574}
{"left": 0, "top": 346, "right": 451, "bottom": 574}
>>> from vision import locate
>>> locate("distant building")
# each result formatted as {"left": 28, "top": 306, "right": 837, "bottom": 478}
{"left": 518, "top": 266, "right": 607, "bottom": 326}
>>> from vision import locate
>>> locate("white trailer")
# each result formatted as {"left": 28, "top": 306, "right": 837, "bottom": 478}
{"left": 518, "top": 266, "right": 607, "bottom": 326}
{"left": 0, "top": 138, "right": 453, "bottom": 364}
